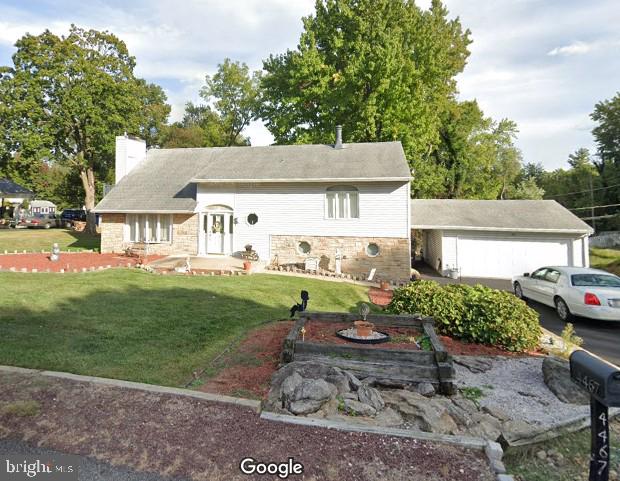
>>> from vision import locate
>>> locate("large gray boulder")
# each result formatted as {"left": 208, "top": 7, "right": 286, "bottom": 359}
{"left": 294, "top": 378, "right": 333, "bottom": 402}
{"left": 357, "top": 385, "right": 385, "bottom": 412}
{"left": 289, "top": 399, "right": 326, "bottom": 415}
{"left": 344, "top": 399, "right": 377, "bottom": 417}
{"left": 542, "top": 356, "right": 590, "bottom": 405}
{"left": 382, "top": 390, "right": 458, "bottom": 434}
{"left": 266, "top": 361, "right": 346, "bottom": 412}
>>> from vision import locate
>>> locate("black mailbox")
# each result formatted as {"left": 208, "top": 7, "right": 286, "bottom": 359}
{"left": 570, "top": 350, "right": 620, "bottom": 407}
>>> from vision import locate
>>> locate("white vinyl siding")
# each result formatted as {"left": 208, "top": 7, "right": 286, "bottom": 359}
{"left": 196, "top": 181, "right": 409, "bottom": 260}
{"left": 126, "top": 214, "right": 172, "bottom": 243}
{"left": 424, "top": 230, "right": 443, "bottom": 272}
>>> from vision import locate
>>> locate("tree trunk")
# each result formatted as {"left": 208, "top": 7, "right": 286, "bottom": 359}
{"left": 79, "top": 167, "right": 98, "bottom": 235}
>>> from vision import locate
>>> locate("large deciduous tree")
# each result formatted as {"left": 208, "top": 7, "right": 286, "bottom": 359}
{"left": 163, "top": 59, "right": 260, "bottom": 148}
{"left": 259, "top": 0, "right": 471, "bottom": 196}
{"left": 201, "top": 58, "right": 261, "bottom": 146}
{"left": 0, "top": 25, "right": 170, "bottom": 231}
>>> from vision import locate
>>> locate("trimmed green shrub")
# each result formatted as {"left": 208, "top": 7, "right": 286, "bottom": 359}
{"left": 387, "top": 280, "right": 541, "bottom": 352}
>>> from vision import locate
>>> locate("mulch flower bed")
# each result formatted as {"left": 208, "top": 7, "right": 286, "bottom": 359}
{"left": 303, "top": 320, "right": 423, "bottom": 350}
{"left": 0, "top": 252, "right": 164, "bottom": 272}
{"left": 199, "top": 321, "right": 294, "bottom": 399}
{"left": 200, "top": 318, "right": 541, "bottom": 400}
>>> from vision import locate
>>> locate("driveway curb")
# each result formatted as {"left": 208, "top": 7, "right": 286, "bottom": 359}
{"left": 0, "top": 365, "right": 262, "bottom": 412}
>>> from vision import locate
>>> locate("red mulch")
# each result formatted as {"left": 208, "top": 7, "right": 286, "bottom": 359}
{"left": 368, "top": 286, "right": 393, "bottom": 306}
{"left": 303, "top": 320, "right": 422, "bottom": 350}
{"left": 439, "top": 335, "right": 545, "bottom": 357}
{"left": 199, "top": 321, "right": 294, "bottom": 399}
{"left": 0, "top": 252, "right": 164, "bottom": 272}
{"left": 199, "top": 318, "right": 542, "bottom": 399}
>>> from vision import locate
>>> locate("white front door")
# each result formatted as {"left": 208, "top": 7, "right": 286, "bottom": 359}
{"left": 205, "top": 212, "right": 233, "bottom": 255}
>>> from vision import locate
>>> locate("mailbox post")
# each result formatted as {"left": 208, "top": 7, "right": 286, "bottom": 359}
{"left": 569, "top": 350, "right": 620, "bottom": 481}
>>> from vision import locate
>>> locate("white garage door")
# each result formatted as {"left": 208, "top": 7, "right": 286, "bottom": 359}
{"left": 457, "top": 236, "right": 570, "bottom": 279}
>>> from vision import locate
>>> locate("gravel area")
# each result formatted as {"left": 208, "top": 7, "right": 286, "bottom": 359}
{"left": 0, "top": 371, "right": 494, "bottom": 481}
{"left": 454, "top": 355, "right": 590, "bottom": 426}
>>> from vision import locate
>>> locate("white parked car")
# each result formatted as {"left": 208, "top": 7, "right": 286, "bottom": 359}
{"left": 512, "top": 267, "right": 620, "bottom": 322}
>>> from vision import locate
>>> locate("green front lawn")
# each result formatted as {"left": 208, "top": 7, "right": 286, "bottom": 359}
{"left": 0, "top": 228, "right": 100, "bottom": 252}
{"left": 0, "top": 270, "right": 369, "bottom": 386}
{"left": 590, "top": 247, "right": 620, "bottom": 276}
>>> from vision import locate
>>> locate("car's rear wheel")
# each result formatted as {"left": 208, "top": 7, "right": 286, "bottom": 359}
{"left": 514, "top": 282, "right": 525, "bottom": 300}
{"left": 44, "top": 223, "right": 51, "bottom": 229}
{"left": 555, "top": 297, "right": 572, "bottom": 322}
{"left": 64, "top": 221, "right": 72, "bottom": 229}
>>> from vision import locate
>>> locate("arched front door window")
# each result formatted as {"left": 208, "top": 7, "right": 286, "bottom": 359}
{"left": 325, "top": 185, "right": 359, "bottom": 219}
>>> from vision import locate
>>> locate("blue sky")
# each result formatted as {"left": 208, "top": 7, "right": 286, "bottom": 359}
{"left": 1, "top": 0, "right": 618, "bottom": 170}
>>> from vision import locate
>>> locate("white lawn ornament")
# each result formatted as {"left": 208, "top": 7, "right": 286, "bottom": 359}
{"left": 335, "top": 249, "right": 342, "bottom": 275}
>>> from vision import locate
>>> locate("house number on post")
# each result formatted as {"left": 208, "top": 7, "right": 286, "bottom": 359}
{"left": 569, "top": 350, "right": 620, "bottom": 481}
{"left": 591, "top": 399, "right": 609, "bottom": 481}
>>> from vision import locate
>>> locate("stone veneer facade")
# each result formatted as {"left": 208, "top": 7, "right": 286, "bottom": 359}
{"left": 271, "top": 235, "right": 410, "bottom": 283}
{"left": 100, "top": 213, "right": 199, "bottom": 255}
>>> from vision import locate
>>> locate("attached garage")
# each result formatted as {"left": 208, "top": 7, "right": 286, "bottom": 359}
{"left": 411, "top": 199, "right": 593, "bottom": 280}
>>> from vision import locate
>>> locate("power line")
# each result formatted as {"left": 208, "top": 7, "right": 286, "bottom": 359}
{"left": 578, "top": 213, "right": 620, "bottom": 221}
{"left": 570, "top": 203, "right": 620, "bottom": 211}
{"left": 547, "top": 182, "right": 620, "bottom": 198}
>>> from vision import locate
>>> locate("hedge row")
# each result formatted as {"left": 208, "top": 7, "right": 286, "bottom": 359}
{"left": 386, "top": 280, "right": 541, "bottom": 352}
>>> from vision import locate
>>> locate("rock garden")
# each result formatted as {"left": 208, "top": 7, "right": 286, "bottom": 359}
{"left": 255, "top": 279, "right": 619, "bottom": 456}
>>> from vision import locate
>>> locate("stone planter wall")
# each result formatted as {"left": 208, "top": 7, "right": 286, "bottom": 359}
{"left": 283, "top": 312, "right": 455, "bottom": 395}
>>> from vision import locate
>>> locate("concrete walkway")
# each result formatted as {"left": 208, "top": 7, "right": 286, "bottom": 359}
{"left": 147, "top": 255, "right": 266, "bottom": 274}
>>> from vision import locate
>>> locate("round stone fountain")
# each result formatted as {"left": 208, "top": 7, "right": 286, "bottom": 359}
{"left": 336, "top": 303, "right": 390, "bottom": 344}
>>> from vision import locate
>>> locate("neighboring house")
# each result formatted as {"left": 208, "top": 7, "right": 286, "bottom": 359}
{"left": 0, "top": 178, "right": 34, "bottom": 218}
{"left": 30, "top": 200, "right": 57, "bottom": 215}
{"left": 411, "top": 199, "right": 593, "bottom": 279}
{"left": 94, "top": 133, "right": 413, "bottom": 282}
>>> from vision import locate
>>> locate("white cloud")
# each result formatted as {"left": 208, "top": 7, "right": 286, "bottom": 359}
{"left": 547, "top": 39, "right": 620, "bottom": 57}
{"left": 548, "top": 41, "right": 593, "bottom": 57}
{"left": 1, "top": 0, "right": 619, "bottom": 167}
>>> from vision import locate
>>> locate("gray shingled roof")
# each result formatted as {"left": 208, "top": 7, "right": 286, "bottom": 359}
{"left": 411, "top": 199, "right": 593, "bottom": 234}
{"left": 94, "top": 142, "right": 410, "bottom": 213}
{"left": 0, "top": 178, "right": 34, "bottom": 197}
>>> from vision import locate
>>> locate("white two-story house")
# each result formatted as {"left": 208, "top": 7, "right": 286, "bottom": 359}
{"left": 94, "top": 131, "right": 413, "bottom": 282}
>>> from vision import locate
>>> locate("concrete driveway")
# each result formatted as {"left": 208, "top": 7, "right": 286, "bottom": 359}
{"left": 419, "top": 267, "right": 620, "bottom": 367}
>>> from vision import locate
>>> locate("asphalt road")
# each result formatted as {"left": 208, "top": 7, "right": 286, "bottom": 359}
{"left": 528, "top": 299, "right": 620, "bottom": 367}
{"left": 0, "top": 438, "right": 186, "bottom": 481}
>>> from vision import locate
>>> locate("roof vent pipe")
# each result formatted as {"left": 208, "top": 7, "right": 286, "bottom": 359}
{"left": 335, "top": 125, "right": 343, "bottom": 149}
